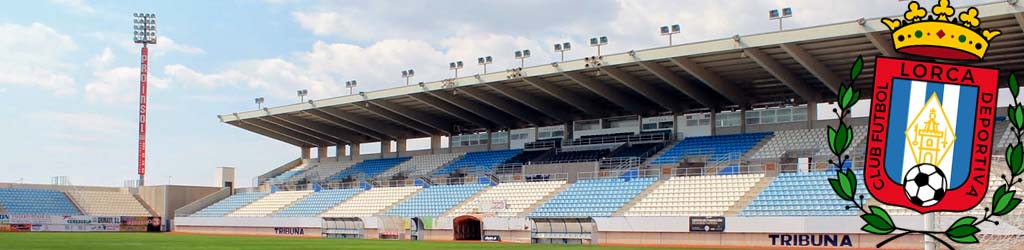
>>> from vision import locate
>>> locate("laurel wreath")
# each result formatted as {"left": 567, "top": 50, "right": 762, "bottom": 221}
{"left": 827, "top": 56, "right": 1023, "bottom": 249}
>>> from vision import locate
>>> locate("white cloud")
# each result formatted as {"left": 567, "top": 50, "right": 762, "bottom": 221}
{"left": 152, "top": 36, "right": 205, "bottom": 56}
{"left": 49, "top": 0, "right": 95, "bottom": 14}
{"left": 88, "top": 47, "right": 115, "bottom": 70}
{"left": 31, "top": 111, "right": 133, "bottom": 135}
{"left": 0, "top": 22, "right": 77, "bottom": 95}
{"left": 85, "top": 66, "right": 169, "bottom": 103}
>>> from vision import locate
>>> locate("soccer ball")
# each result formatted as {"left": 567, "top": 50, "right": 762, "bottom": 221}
{"left": 903, "top": 163, "right": 947, "bottom": 207}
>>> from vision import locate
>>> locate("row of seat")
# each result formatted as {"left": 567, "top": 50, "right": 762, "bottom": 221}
{"left": 68, "top": 190, "right": 151, "bottom": 217}
{"left": 379, "top": 153, "right": 465, "bottom": 178}
{"left": 740, "top": 171, "right": 869, "bottom": 217}
{"left": 273, "top": 189, "right": 362, "bottom": 217}
{"left": 0, "top": 188, "right": 82, "bottom": 215}
{"left": 385, "top": 184, "right": 489, "bottom": 217}
{"left": 432, "top": 149, "right": 522, "bottom": 175}
{"left": 751, "top": 126, "right": 868, "bottom": 160}
{"left": 651, "top": 132, "right": 772, "bottom": 164}
{"left": 625, "top": 174, "right": 762, "bottom": 217}
{"left": 530, "top": 177, "right": 657, "bottom": 218}
{"left": 321, "top": 186, "right": 422, "bottom": 217}
{"left": 330, "top": 157, "right": 411, "bottom": 181}
{"left": 229, "top": 190, "right": 312, "bottom": 217}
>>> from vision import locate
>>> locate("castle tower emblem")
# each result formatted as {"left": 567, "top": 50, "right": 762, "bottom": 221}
{"left": 905, "top": 93, "right": 956, "bottom": 166}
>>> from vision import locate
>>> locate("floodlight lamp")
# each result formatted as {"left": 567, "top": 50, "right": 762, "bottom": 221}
{"left": 563, "top": 42, "right": 571, "bottom": 50}
{"left": 523, "top": 50, "right": 530, "bottom": 57}
{"left": 478, "top": 57, "right": 485, "bottom": 64}
{"left": 782, "top": 7, "right": 792, "bottom": 17}
{"left": 456, "top": 61, "right": 463, "bottom": 68}
{"left": 450, "top": 62, "right": 456, "bottom": 69}
{"left": 660, "top": 26, "right": 669, "bottom": 34}
{"left": 554, "top": 44, "right": 562, "bottom": 51}
{"left": 590, "top": 37, "right": 598, "bottom": 46}
{"left": 599, "top": 36, "right": 607, "bottom": 44}
{"left": 402, "top": 71, "right": 408, "bottom": 77}
{"left": 408, "top": 69, "right": 414, "bottom": 76}
{"left": 671, "top": 24, "right": 681, "bottom": 33}
{"left": 769, "top": 9, "right": 779, "bottom": 19}
{"left": 485, "top": 56, "right": 492, "bottom": 63}
{"left": 515, "top": 51, "right": 522, "bottom": 58}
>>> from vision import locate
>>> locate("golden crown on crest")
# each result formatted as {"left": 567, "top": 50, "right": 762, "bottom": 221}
{"left": 881, "top": 0, "right": 1001, "bottom": 60}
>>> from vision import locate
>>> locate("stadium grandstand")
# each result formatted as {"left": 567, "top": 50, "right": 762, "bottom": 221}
{"left": 5, "top": 1, "right": 1024, "bottom": 249}
{"left": 173, "top": 1, "right": 1024, "bottom": 248}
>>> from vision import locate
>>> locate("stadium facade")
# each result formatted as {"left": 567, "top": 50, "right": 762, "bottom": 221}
{"left": 3, "top": 1, "right": 1024, "bottom": 249}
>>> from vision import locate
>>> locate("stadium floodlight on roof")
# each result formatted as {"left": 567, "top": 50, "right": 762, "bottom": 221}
{"left": 449, "top": 61, "right": 464, "bottom": 78}
{"left": 590, "top": 36, "right": 608, "bottom": 56}
{"left": 554, "top": 42, "right": 571, "bottom": 62}
{"left": 660, "top": 24, "right": 681, "bottom": 45}
{"left": 254, "top": 97, "right": 264, "bottom": 109}
{"left": 345, "top": 80, "right": 358, "bottom": 95}
{"left": 769, "top": 7, "right": 793, "bottom": 31}
{"left": 514, "top": 50, "right": 530, "bottom": 67}
{"left": 401, "top": 69, "right": 414, "bottom": 85}
{"left": 297, "top": 89, "right": 308, "bottom": 102}
{"left": 477, "top": 56, "right": 492, "bottom": 73}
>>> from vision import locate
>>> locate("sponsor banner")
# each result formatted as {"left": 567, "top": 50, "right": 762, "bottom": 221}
{"left": 0, "top": 214, "right": 8, "bottom": 225}
{"left": 33, "top": 224, "right": 120, "bottom": 232}
{"left": 482, "top": 235, "right": 502, "bottom": 242}
{"left": 689, "top": 216, "right": 726, "bottom": 232}
{"left": 9, "top": 214, "right": 51, "bottom": 224}
{"left": 10, "top": 224, "right": 32, "bottom": 232}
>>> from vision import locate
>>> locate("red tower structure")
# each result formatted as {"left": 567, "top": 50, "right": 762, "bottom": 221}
{"left": 133, "top": 13, "right": 156, "bottom": 186}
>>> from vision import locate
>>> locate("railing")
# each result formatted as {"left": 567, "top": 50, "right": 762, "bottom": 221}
{"left": 599, "top": 157, "right": 641, "bottom": 170}
{"left": 576, "top": 168, "right": 660, "bottom": 181}
{"left": 174, "top": 187, "right": 231, "bottom": 217}
{"left": 257, "top": 158, "right": 304, "bottom": 185}
{"left": 496, "top": 173, "right": 569, "bottom": 183}
{"left": 569, "top": 132, "right": 669, "bottom": 146}
{"left": 560, "top": 142, "right": 622, "bottom": 152}
{"left": 525, "top": 140, "right": 560, "bottom": 151}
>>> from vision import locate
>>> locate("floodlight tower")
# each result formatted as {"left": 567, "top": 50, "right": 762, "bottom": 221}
{"left": 345, "top": 80, "right": 358, "bottom": 95}
{"left": 449, "top": 61, "right": 464, "bottom": 78}
{"left": 297, "top": 89, "right": 308, "bottom": 102}
{"left": 133, "top": 13, "right": 156, "bottom": 187}
{"left": 769, "top": 7, "right": 793, "bottom": 31}
{"left": 401, "top": 69, "right": 415, "bottom": 85}
{"left": 477, "top": 56, "right": 492, "bottom": 73}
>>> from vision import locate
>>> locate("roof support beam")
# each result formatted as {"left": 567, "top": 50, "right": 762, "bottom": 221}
{"left": 262, "top": 116, "right": 351, "bottom": 145}
{"left": 637, "top": 61, "right": 719, "bottom": 109}
{"left": 521, "top": 77, "right": 607, "bottom": 115}
{"left": 369, "top": 100, "right": 453, "bottom": 135}
{"left": 670, "top": 57, "right": 747, "bottom": 106}
{"left": 310, "top": 108, "right": 406, "bottom": 140}
{"left": 601, "top": 66, "right": 686, "bottom": 112}
{"left": 456, "top": 87, "right": 546, "bottom": 126}
{"left": 408, "top": 94, "right": 495, "bottom": 128}
{"left": 562, "top": 71, "right": 649, "bottom": 114}
{"left": 483, "top": 83, "right": 573, "bottom": 121}
{"left": 229, "top": 121, "right": 310, "bottom": 147}
{"left": 1017, "top": 13, "right": 1024, "bottom": 40}
{"left": 302, "top": 110, "right": 387, "bottom": 141}
{"left": 273, "top": 114, "right": 369, "bottom": 144}
{"left": 780, "top": 43, "right": 843, "bottom": 95}
{"left": 744, "top": 47, "right": 820, "bottom": 101}
{"left": 353, "top": 102, "right": 437, "bottom": 136}
{"left": 245, "top": 119, "right": 326, "bottom": 146}
{"left": 426, "top": 91, "right": 519, "bottom": 128}
{"left": 866, "top": 32, "right": 898, "bottom": 57}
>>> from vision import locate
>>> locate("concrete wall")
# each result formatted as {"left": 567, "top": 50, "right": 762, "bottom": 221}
{"left": 138, "top": 185, "right": 220, "bottom": 218}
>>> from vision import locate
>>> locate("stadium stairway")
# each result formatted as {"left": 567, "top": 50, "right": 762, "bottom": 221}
{"left": 272, "top": 188, "right": 363, "bottom": 217}
{"left": 320, "top": 186, "right": 423, "bottom": 217}
{"left": 442, "top": 185, "right": 495, "bottom": 216}
{"left": 612, "top": 178, "right": 669, "bottom": 216}
{"left": 520, "top": 183, "right": 573, "bottom": 217}
{"left": 445, "top": 180, "right": 567, "bottom": 217}
{"left": 189, "top": 192, "right": 268, "bottom": 217}
{"left": 643, "top": 140, "right": 681, "bottom": 167}
{"left": 228, "top": 190, "right": 313, "bottom": 217}
{"left": 723, "top": 173, "right": 776, "bottom": 216}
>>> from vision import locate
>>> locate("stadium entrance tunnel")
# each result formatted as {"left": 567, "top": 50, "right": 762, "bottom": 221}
{"left": 530, "top": 218, "right": 596, "bottom": 245}
{"left": 453, "top": 215, "right": 482, "bottom": 241}
{"left": 321, "top": 217, "right": 364, "bottom": 239}
{"left": 409, "top": 217, "right": 425, "bottom": 240}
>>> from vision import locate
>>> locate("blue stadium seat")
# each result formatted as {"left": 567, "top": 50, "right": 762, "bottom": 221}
{"left": 0, "top": 188, "right": 82, "bottom": 215}
{"left": 329, "top": 157, "right": 411, "bottom": 180}
{"left": 384, "top": 183, "right": 488, "bottom": 217}
{"left": 529, "top": 177, "right": 656, "bottom": 218}
{"left": 190, "top": 192, "right": 268, "bottom": 217}
{"left": 739, "top": 171, "right": 870, "bottom": 217}
{"left": 532, "top": 149, "right": 609, "bottom": 163}
{"left": 433, "top": 149, "right": 522, "bottom": 175}
{"left": 651, "top": 132, "right": 772, "bottom": 164}
{"left": 273, "top": 188, "right": 362, "bottom": 217}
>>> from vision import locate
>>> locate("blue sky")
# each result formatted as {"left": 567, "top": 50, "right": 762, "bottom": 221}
{"left": 0, "top": 0, "right": 995, "bottom": 187}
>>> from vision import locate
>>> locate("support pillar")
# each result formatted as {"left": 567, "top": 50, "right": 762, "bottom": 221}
{"left": 300, "top": 147, "right": 311, "bottom": 160}
{"left": 336, "top": 144, "right": 347, "bottom": 161}
{"left": 397, "top": 139, "right": 407, "bottom": 157}
{"left": 430, "top": 135, "right": 442, "bottom": 154}
{"left": 318, "top": 147, "right": 329, "bottom": 162}
{"left": 806, "top": 102, "right": 817, "bottom": 129}
{"left": 381, "top": 140, "right": 392, "bottom": 159}
{"left": 351, "top": 144, "right": 361, "bottom": 161}
{"left": 709, "top": 111, "right": 717, "bottom": 136}
{"left": 739, "top": 109, "right": 747, "bottom": 134}
{"left": 486, "top": 130, "right": 493, "bottom": 150}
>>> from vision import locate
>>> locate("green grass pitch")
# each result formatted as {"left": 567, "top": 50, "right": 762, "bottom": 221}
{"left": 0, "top": 233, "right": 718, "bottom": 250}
